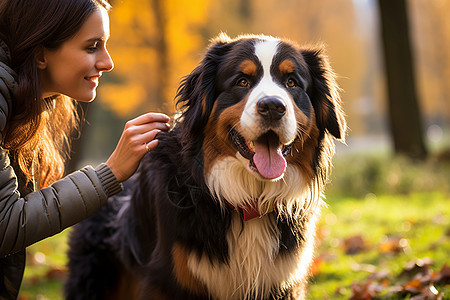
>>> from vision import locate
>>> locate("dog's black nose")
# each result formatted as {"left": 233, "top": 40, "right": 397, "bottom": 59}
{"left": 257, "top": 97, "right": 286, "bottom": 121}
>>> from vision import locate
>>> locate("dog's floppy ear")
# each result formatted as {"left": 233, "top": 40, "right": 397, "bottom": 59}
{"left": 176, "top": 34, "right": 234, "bottom": 141}
{"left": 302, "top": 47, "right": 346, "bottom": 140}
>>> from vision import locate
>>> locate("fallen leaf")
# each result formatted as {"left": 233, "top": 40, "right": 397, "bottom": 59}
{"left": 379, "top": 237, "right": 409, "bottom": 254}
{"left": 310, "top": 256, "right": 323, "bottom": 276}
{"left": 346, "top": 258, "right": 449, "bottom": 299}
{"left": 403, "top": 279, "right": 423, "bottom": 294}
{"left": 17, "top": 294, "right": 29, "bottom": 300}
{"left": 343, "top": 235, "right": 367, "bottom": 255}
{"left": 400, "top": 258, "right": 433, "bottom": 278}
{"left": 435, "top": 263, "right": 450, "bottom": 285}
{"left": 46, "top": 266, "right": 67, "bottom": 280}
{"left": 350, "top": 280, "right": 376, "bottom": 300}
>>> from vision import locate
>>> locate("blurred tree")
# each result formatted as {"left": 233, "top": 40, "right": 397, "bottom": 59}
{"left": 151, "top": 0, "right": 169, "bottom": 108}
{"left": 100, "top": 0, "right": 211, "bottom": 118}
{"left": 377, "top": 0, "right": 428, "bottom": 159}
{"left": 409, "top": 0, "right": 450, "bottom": 128}
{"left": 239, "top": 0, "right": 252, "bottom": 20}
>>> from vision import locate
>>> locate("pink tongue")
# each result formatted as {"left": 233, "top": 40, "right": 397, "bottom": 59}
{"left": 253, "top": 142, "right": 286, "bottom": 179}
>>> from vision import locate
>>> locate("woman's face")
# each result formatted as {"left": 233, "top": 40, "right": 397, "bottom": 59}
{"left": 39, "top": 7, "right": 114, "bottom": 102}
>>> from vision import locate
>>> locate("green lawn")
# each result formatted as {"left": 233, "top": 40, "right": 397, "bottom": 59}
{"left": 19, "top": 229, "right": 69, "bottom": 300}
{"left": 19, "top": 154, "right": 450, "bottom": 299}
{"left": 309, "top": 192, "right": 450, "bottom": 299}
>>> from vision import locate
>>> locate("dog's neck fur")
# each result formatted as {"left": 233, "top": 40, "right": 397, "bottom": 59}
{"left": 206, "top": 156, "right": 318, "bottom": 220}
{"left": 187, "top": 205, "right": 320, "bottom": 300}
{"left": 193, "top": 156, "right": 321, "bottom": 299}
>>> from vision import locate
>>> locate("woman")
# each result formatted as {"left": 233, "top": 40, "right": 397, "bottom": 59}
{"left": 0, "top": 0, "right": 170, "bottom": 297}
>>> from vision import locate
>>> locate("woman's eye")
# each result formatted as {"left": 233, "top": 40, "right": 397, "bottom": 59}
{"left": 87, "top": 43, "right": 99, "bottom": 52}
{"left": 286, "top": 78, "right": 297, "bottom": 88}
{"left": 237, "top": 78, "right": 250, "bottom": 88}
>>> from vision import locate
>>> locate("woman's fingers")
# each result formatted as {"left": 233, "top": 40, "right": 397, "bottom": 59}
{"left": 123, "top": 118, "right": 170, "bottom": 139}
{"left": 105, "top": 112, "right": 171, "bottom": 182}
{"left": 143, "top": 128, "right": 161, "bottom": 143}
{"left": 126, "top": 112, "right": 170, "bottom": 128}
{"left": 144, "top": 139, "right": 160, "bottom": 152}
{"left": 122, "top": 124, "right": 168, "bottom": 151}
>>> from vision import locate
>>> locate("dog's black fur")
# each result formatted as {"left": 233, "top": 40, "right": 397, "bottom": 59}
{"left": 65, "top": 34, "right": 345, "bottom": 300}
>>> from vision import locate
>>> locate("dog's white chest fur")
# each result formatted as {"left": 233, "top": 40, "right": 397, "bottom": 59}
{"left": 187, "top": 212, "right": 317, "bottom": 300}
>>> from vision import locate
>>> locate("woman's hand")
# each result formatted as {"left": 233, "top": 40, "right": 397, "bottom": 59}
{"left": 106, "top": 112, "right": 170, "bottom": 182}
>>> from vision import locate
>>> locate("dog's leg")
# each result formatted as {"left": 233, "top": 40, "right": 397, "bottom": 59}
{"left": 64, "top": 209, "right": 119, "bottom": 300}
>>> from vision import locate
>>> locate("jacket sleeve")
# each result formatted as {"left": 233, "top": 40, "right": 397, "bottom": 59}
{"left": 0, "top": 148, "right": 123, "bottom": 257}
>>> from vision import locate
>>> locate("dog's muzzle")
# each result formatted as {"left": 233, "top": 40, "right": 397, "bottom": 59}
{"left": 229, "top": 128, "right": 293, "bottom": 180}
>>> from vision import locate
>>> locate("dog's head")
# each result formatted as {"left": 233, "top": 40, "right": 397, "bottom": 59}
{"left": 176, "top": 33, "right": 345, "bottom": 215}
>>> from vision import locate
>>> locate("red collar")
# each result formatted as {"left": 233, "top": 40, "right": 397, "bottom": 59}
{"left": 225, "top": 201, "right": 270, "bottom": 221}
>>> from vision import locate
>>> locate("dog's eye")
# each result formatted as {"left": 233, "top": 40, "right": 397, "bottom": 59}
{"left": 286, "top": 78, "right": 297, "bottom": 88}
{"left": 237, "top": 78, "right": 250, "bottom": 88}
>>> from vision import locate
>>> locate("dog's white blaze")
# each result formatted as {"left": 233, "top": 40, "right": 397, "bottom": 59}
{"left": 255, "top": 39, "right": 278, "bottom": 75}
{"left": 240, "top": 39, "right": 297, "bottom": 144}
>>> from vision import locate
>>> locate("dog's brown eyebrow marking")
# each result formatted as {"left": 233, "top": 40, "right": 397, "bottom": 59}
{"left": 240, "top": 59, "right": 258, "bottom": 76}
{"left": 279, "top": 59, "right": 296, "bottom": 74}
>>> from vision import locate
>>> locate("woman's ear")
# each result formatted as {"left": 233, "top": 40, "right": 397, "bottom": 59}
{"left": 35, "top": 48, "right": 47, "bottom": 70}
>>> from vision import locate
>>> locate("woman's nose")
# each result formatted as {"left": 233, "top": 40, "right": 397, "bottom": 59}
{"left": 97, "top": 48, "right": 114, "bottom": 72}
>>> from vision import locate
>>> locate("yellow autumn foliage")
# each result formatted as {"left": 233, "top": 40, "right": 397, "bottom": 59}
{"left": 97, "top": 0, "right": 450, "bottom": 137}
{"left": 101, "top": 83, "right": 147, "bottom": 117}
{"left": 99, "top": 0, "right": 211, "bottom": 117}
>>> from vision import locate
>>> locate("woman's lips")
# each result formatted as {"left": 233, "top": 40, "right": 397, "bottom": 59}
{"left": 85, "top": 75, "right": 100, "bottom": 86}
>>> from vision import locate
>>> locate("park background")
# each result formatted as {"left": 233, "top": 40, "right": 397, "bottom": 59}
{"left": 20, "top": 0, "right": 450, "bottom": 299}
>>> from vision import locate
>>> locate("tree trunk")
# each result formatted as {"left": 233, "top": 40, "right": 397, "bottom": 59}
{"left": 151, "top": 0, "right": 168, "bottom": 108}
{"left": 378, "top": 0, "right": 427, "bottom": 159}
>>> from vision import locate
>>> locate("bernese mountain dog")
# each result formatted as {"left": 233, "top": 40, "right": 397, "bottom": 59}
{"left": 65, "top": 33, "right": 346, "bottom": 300}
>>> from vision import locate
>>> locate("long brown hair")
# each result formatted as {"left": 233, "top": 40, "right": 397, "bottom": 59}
{"left": 0, "top": 0, "right": 111, "bottom": 188}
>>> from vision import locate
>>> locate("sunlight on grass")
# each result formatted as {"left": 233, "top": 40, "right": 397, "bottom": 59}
{"left": 20, "top": 229, "right": 70, "bottom": 300}
{"left": 309, "top": 192, "right": 450, "bottom": 299}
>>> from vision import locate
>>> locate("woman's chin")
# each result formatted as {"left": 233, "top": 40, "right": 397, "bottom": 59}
{"left": 73, "top": 91, "right": 96, "bottom": 102}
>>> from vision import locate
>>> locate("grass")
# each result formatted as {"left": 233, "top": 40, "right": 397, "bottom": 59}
{"left": 18, "top": 152, "right": 450, "bottom": 299}
{"left": 309, "top": 192, "right": 450, "bottom": 299}
{"left": 19, "top": 230, "right": 69, "bottom": 300}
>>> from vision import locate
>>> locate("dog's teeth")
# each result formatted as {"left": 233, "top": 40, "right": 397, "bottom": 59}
{"left": 249, "top": 141, "right": 255, "bottom": 151}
